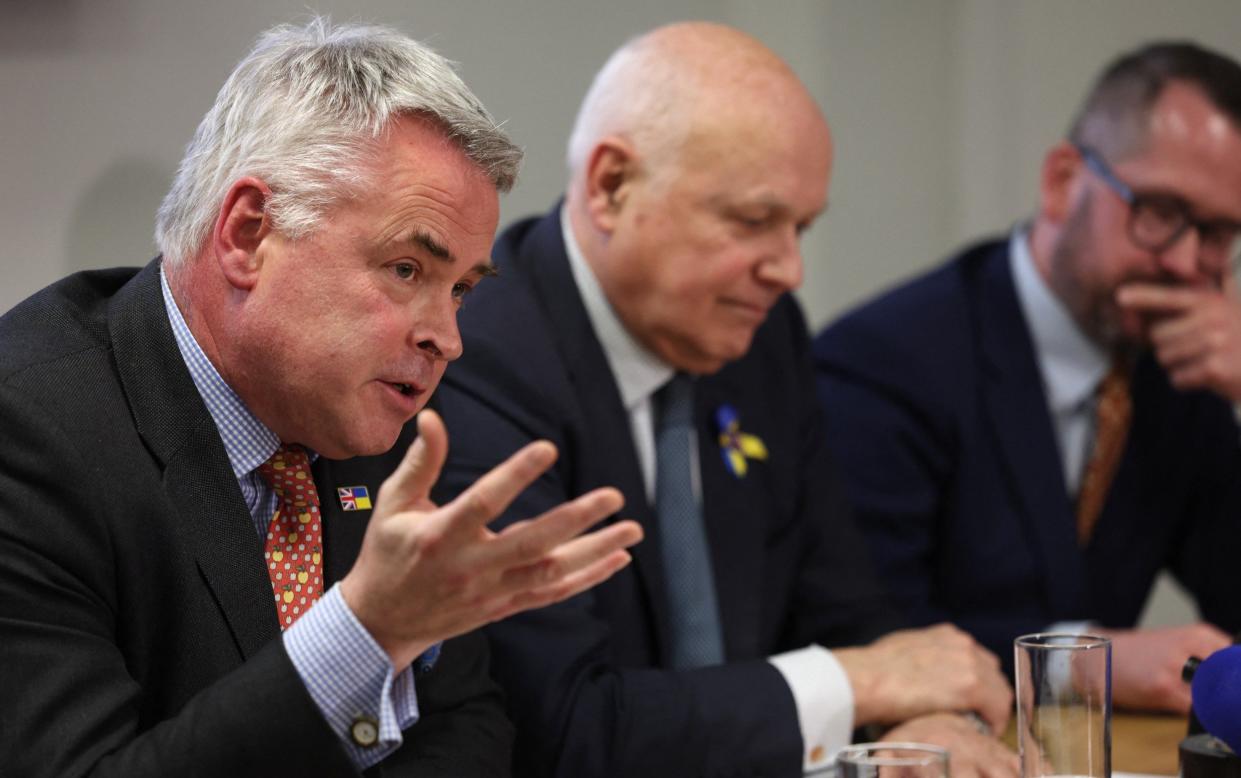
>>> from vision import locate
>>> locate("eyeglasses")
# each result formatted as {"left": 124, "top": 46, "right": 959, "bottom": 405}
{"left": 1074, "top": 142, "right": 1241, "bottom": 276}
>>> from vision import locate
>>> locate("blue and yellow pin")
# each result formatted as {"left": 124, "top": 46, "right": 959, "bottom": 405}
{"left": 714, "top": 404, "right": 768, "bottom": 478}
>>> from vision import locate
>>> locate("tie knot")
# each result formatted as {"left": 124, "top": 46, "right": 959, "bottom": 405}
{"left": 656, "top": 373, "right": 695, "bottom": 430}
{"left": 257, "top": 444, "right": 318, "bottom": 504}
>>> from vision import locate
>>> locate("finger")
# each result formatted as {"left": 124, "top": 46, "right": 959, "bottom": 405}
{"left": 1152, "top": 331, "right": 1209, "bottom": 368}
{"left": 971, "top": 641, "right": 1003, "bottom": 671}
{"left": 497, "top": 519, "right": 643, "bottom": 591}
{"left": 1168, "top": 361, "right": 1211, "bottom": 390}
{"left": 482, "top": 487, "right": 625, "bottom": 567}
{"left": 488, "top": 548, "right": 635, "bottom": 622}
{"left": 1116, "top": 283, "right": 1202, "bottom": 313}
{"left": 376, "top": 409, "right": 450, "bottom": 513}
{"left": 440, "top": 439, "right": 559, "bottom": 532}
{"left": 974, "top": 672, "right": 1014, "bottom": 733}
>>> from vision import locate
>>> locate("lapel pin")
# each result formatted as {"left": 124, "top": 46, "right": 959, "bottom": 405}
{"left": 714, "top": 404, "right": 768, "bottom": 478}
{"left": 337, "top": 486, "right": 373, "bottom": 511}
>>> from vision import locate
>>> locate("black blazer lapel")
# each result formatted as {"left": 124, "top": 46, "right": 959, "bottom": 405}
{"left": 109, "top": 261, "right": 279, "bottom": 658}
{"left": 515, "top": 210, "right": 675, "bottom": 659}
{"left": 968, "top": 245, "right": 1087, "bottom": 618}
{"left": 314, "top": 429, "right": 414, "bottom": 587}
{"left": 694, "top": 376, "right": 767, "bottom": 661}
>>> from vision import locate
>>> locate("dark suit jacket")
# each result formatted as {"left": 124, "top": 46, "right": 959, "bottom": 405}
{"left": 432, "top": 208, "right": 901, "bottom": 778}
{"left": 813, "top": 239, "right": 1241, "bottom": 663}
{"left": 0, "top": 262, "right": 513, "bottom": 777}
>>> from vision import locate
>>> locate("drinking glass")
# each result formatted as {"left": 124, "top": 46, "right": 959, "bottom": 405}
{"left": 837, "top": 742, "right": 949, "bottom": 778}
{"left": 1015, "top": 633, "right": 1112, "bottom": 778}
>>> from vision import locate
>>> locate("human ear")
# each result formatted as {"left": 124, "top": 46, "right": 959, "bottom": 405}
{"left": 1039, "top": 141, "right": 1086, "bottom": 225}
{"left": 583, "top": 138, "right": 639, "bottom": 234}
{"left": 212, "top": 177, "right": 274, "bottom": 291}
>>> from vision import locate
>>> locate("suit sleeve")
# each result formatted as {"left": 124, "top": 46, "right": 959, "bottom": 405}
{"left": 1165, "top": 397, "right": 1241, "bottom": 635}
{"left": 432, "top": 379, "right": 805, "bottom": 778}
{"left": 0, "top": 381, "right": 362, "bottom": 778}
{"left": 782, "top": 308, "right": 905, "bottom": 650}
{"left": 378, "top": 630, "right": 514, "bottom": 777}
{"left": 812, "top": 322, "right": 1049, "bottom": 656}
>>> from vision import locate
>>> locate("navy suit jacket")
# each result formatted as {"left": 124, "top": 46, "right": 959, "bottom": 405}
{"left": 432, "top": 208, "right": 901, "bottom": 778}
{"left": 0, "top": 262, "right": 512, "bottom": 777}
{"left": 813, "top": 239, "right": 1241, "bottom": 662}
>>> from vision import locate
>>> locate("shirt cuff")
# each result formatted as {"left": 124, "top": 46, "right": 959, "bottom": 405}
{"left": 1046, "top": 620, "right": 1096, "bottom": 634}
{"left": 283, "top": 583, "right": 421, "bottom": 769}
{"left": 768, "top": 644, "right": 854, "bottom": 774}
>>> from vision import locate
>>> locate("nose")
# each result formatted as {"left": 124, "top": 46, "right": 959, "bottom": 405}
{"left": 1157, "top": 227, "right": 1206, "bottom": 282}
{"left": 755, "top": 226, "right": 805, "bottom": 292}
{"left": 414, "top": 295, "right": 464, "bottom": 362}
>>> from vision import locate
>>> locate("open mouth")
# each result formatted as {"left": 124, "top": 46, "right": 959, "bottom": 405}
{"left": 393, "top": 382, "right": 415, "bottom": 396}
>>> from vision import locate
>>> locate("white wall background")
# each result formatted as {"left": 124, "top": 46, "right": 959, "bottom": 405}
{"left": 4, "top": 0, "right": 1240, "bottom": 625}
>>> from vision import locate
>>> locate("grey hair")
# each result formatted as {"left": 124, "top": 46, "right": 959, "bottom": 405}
{"left": 155, "top": 17, "right": 522, "bottom": 267}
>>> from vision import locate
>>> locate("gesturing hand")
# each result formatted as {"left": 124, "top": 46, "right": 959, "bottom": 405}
{"left": 341, "top": 409, "right": 644, "bottom": 668}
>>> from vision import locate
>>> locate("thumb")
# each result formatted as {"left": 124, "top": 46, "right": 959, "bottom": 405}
{"left": 376, "top": 409, "right": 449, "bottom": 513}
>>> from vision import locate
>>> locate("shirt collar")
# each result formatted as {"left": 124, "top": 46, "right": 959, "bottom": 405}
{"left": 560, "top": 205, "right": 675, "bottom": 408}
{"left": 1009, "top": 229, "right": 1110, "bottom": 414}
{"left": 159, "top": 264, "right": 281, "bottom": 478}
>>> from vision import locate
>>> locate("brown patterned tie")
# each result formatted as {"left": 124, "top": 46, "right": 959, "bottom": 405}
{"left": 1076, "top": 361, "right": 1132, "bottom": 546}
{"left": 257, "top": 445, "right": 325, "bottom": 629}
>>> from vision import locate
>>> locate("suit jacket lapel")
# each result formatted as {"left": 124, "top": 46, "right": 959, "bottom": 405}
{"left": 516, "top": 210, "right": 674, "bottom": 658}
{"left": 970, "top": 245, "right": 1087, "bottom": 618}
{"left": 109, "top": 261, "right": 280, "bottom": 658}
{"left": 315, "top": 430, "right": 413, "bottom": 586}
{"left": 694, "top": 375, "right": 767, "bottom": 660}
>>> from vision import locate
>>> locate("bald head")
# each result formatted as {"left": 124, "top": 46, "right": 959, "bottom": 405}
{"left": 566, "top": 22, "right": 825, "bottom": 187}
{"left": 562, "top": 22, "right": 832, "bottom": 375}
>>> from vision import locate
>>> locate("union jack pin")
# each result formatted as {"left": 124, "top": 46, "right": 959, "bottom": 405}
{"left": 337, "top": 486, "right": 373, "bottom": 511}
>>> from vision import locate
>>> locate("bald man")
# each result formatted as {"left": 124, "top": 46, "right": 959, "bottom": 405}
{"left": 433, "top": 23, "right": 1016, "bottom": 778}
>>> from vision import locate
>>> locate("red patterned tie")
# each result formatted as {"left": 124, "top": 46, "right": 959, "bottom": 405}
{"left": 1076, "top": 361, "right": 1132, "bottom": 546}
{"left": 257, "top": 445, "right": 324, "bottom": 629}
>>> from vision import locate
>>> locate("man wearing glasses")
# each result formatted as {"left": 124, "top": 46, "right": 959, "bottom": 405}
{"left": 814, "top": 41, "right": 1241, "bottom": 714}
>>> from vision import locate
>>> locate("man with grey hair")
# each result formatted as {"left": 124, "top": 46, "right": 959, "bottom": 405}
{"left": 0, "top": 18, "right": 641, "bottom": 777}
{"left": 435, "top": 22, "right": 1017, "bottom": 778}
{"left": 816, "top": 41, "right": 1241, "bottom": 715}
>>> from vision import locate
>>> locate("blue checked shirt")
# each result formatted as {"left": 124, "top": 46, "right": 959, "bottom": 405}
{"left": 160, "top": 266, "right": 426, "bottom": 768}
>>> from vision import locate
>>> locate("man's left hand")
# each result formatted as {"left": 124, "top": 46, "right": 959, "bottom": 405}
{"left": 1117, "top": 278, "right": 1241, "bottom": 401}
{"left": 881, "top": 713, "right": 1019, "bottom": 778}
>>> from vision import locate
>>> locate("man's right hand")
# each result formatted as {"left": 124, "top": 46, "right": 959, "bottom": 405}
{"left": 834, "top": 623, "right": 1013, "bottom": 732}
{"left": 1095, "top": 622, "right": 1230, "bottom": 713}
{"left": 341, "top": 409, "right": 644, "bottom": 669}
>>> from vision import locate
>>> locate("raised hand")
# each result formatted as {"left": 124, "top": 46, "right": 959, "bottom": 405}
{"left": 341, "top": 409, "right": 644, "bottom": 668}
{"left": 1117, "top": 278, "right": 1241, "bottom": 401}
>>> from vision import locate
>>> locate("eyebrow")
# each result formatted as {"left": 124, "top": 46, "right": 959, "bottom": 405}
{"left": 406, "top": 229, "right": 497, "bottom": 277}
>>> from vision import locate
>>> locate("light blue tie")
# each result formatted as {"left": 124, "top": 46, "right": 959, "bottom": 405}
{"left": 654, "top": 373, "right": 725, "bottom": 668}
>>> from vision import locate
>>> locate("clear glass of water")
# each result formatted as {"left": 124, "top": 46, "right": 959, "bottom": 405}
{"left": 837, "top": 742, "right": 949, "bottom": 778}
{"left": 1015, "top": 633, "right": 1112, "bottom": 778}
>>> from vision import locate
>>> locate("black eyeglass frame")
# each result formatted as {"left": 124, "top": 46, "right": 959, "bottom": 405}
{"left": 1073, "top": 142, "right": 1241, "bottom": 276}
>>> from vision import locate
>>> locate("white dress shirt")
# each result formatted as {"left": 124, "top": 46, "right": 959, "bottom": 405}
{"left": 561, "top": 207, "right": 854, "bottom": 773}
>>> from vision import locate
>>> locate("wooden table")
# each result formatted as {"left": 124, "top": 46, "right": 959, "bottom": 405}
{"left": 1004, "top": 712, "right": 1186, "bottom": 775}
